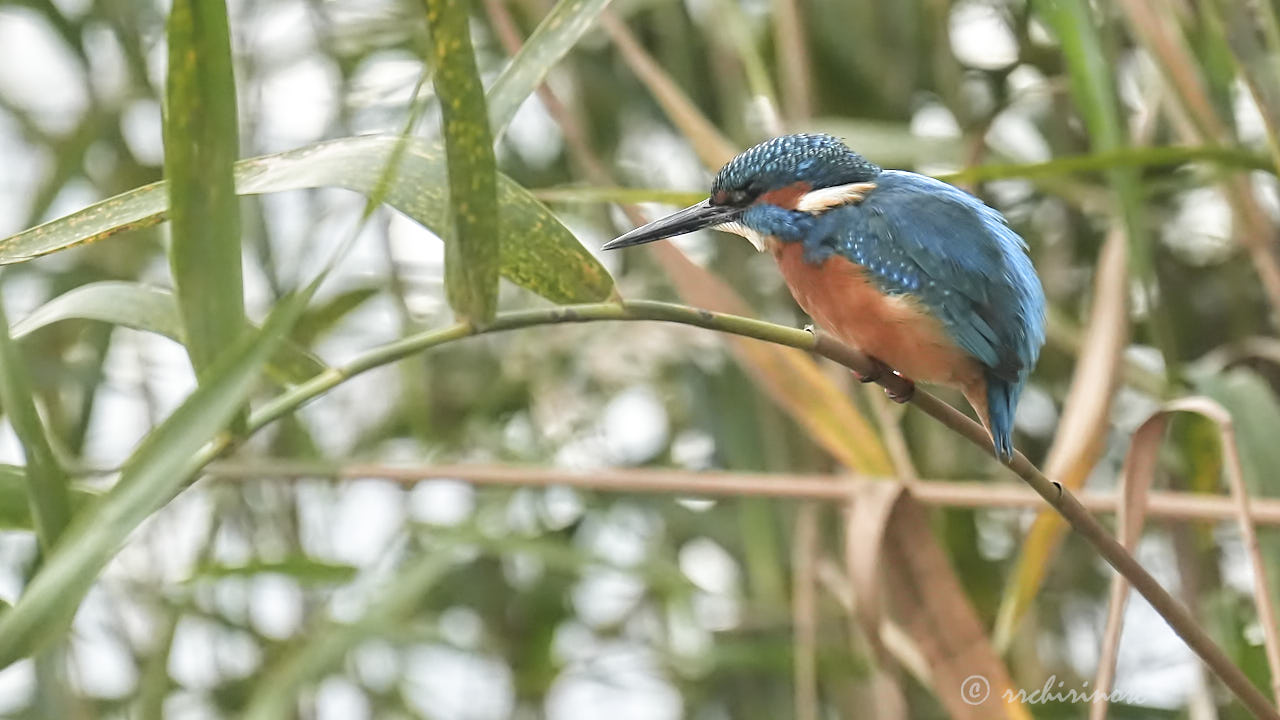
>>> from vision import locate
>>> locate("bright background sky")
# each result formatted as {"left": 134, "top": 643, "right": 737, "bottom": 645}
{"left": 0, "top": 0, "right": 1266, "bottom": 716}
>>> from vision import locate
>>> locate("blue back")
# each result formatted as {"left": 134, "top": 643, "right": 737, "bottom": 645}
{"left": 743, "top": 170, "right": 1046, "bottom": 459}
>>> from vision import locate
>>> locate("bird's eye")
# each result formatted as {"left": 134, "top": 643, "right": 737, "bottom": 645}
{"left": 712, "top": 189, "right": 753, "bottom": 206}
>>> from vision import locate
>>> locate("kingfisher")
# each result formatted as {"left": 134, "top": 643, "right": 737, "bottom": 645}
{"left": 603, "top": 134, "right": 1046, "bottom": 461}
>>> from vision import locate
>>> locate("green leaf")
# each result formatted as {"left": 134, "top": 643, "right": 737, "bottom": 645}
{"left": 1196, "top": 369, "right": 1280, "bottom": 497}
{"left": 0, "top": 289, "right": 313, "bottom": 666}
{"left": 192, "top": 558, "right": 358, "bottom": 585}
{"left": 1205, "top": 0, "right": 1280, "bottom": 175}
{"left": 1032, "top": 0, "right": 1146, "bottom": 232}
{"left": 486, "top": 0, "right": 613, "bottom": 137}
{"left": 1031, "top": 0, "right": 1176, "bottom": 361}
{"left": 425, "top": 0, "right": 500, "bottom": 325}
{"left": 0, "top": 136, "right": 614, "bottom": 305}
{"left": 0, "top": 465, "right": 97, "bottom": 531}
{"left": 291, "top": 285, "right": 381, "bottom": 346}
{"left": 939, "top": 145, "right": 1273, "bottom": 184}
{"left": 0, "top": 292, "right": 70, "bottom": 550}
{"left": 164, "top": 0, "right": 247, "bottom": 379}
{"left": 0, "top": 464, "right": 34, "bottom": 530}
{"left": 1, "top": 0, "right": 622, "bottom": 311}
{"left": 12, "top": 282, "right": 181, "bottom": 340}
{"left": 12, "top": 281, "right": 327, "bottom": 384}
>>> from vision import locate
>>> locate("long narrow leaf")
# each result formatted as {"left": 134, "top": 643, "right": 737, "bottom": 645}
{"left": 11, "top": 281, "right": 326, "bottom": 383}
{"left": 12, "top": 282, "right": 181, "bottom": 341}
{"left": 0, "top": 298, "right": 70, "bottom": 550}
{"left": 0, "top": 136, "right": 614, "bottom": 304}
{"left": 425, "top": 0, "right": 500, "bottom": 325}
{"left": 486, "top": 0, "right": 613, "bottom": 137}
{"left": 1197, "top": 368, "right": 1280, "bottom": 683}
{"left": 1033, "top": 0, "right": 1161, "bottom": 343}
{"left": 0, "top": 466, "right": 96, "bottom": 531}
{"left": 0, "top": 289, "right": 312, "bottom": 666}
{"left": 1090, "top": 403, "right": 1163, "bottom": 720}
{"left": 164, "top": 0, "right": 247, "bottom": 378}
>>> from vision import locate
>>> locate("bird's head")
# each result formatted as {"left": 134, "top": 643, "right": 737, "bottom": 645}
{"left": 603, "top": 133, "right": 881, "bottom": 252}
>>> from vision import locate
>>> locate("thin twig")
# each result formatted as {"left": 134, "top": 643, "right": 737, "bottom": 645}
{"left": 792, "top": 502, "right": 819, "bottom": 720}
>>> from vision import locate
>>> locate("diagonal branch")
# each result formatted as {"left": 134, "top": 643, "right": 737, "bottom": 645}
{"left": 233, "top": 299, "right": 1278, "bottom": 719}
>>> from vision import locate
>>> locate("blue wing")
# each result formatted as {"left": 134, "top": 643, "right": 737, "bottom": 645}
{"left": 804, "top": 170, "right": 1046, "bottom": 385}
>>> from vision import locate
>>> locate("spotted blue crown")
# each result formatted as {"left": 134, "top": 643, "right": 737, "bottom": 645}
{"left": 711, "top": 134, "right": 881, "bottom": 201}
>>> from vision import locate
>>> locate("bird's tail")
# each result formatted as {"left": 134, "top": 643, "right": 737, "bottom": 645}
{"left": 984, "top": 373, "right": 1022, "bottom": 462}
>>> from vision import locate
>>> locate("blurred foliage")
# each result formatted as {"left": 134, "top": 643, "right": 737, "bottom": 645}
{"left": 0, "top": 0, "right": 1278, "bottom": 718}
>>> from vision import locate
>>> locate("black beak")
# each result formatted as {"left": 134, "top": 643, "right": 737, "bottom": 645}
{"left": 602, "top": 199, "right": 743, "bottom": 250}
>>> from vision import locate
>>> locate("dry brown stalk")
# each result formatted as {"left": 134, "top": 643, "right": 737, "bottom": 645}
{"left": 207, "top": 460, "right": 1280, "bottom": 526}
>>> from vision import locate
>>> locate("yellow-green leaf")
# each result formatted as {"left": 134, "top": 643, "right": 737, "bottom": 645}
{"left": 0, "top": 465, "right": 96, "bottom": 532}
{"left": 425, "top": 0, "right": 500, "bottom": 325}
{"left": 0, "top": 136, "right": 614, "bottom": 305}
{"left": 12, "top": 281, "right": 327, "bottom": 384}
{"left": 486, "top": 0, "right": 613, "bottom": 137}
{"left": 164, "top": 0, "right": 247, "bottom": 379}
{"left": 0, "top": 291, "right": 70, "bottom": 551}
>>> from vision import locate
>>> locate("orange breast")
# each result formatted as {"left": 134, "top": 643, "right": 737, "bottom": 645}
{"left": 771, "top": 241, "right": 985, "bottom": 390}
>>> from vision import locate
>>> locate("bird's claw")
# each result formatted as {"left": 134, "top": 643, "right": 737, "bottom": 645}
{"left": 854, "top": 358, "right": 891, "bottom": 385}
{"left": 865, "top": 356, "right": 916, "bottom": 399}
{"left": 885, "top": 376, "right": 915, "bottom": 404}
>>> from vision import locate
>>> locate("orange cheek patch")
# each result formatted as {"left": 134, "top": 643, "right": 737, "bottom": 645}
{"left": 759, "top": 181, "right": 811, "bottom": 210}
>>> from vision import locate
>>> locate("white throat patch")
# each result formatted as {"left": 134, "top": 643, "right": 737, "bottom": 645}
{"left": 794, "top": 182, "right": 876, "bottom": 215}
{"left": 714, "top": 221, "right": 769, "bottom": 252}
